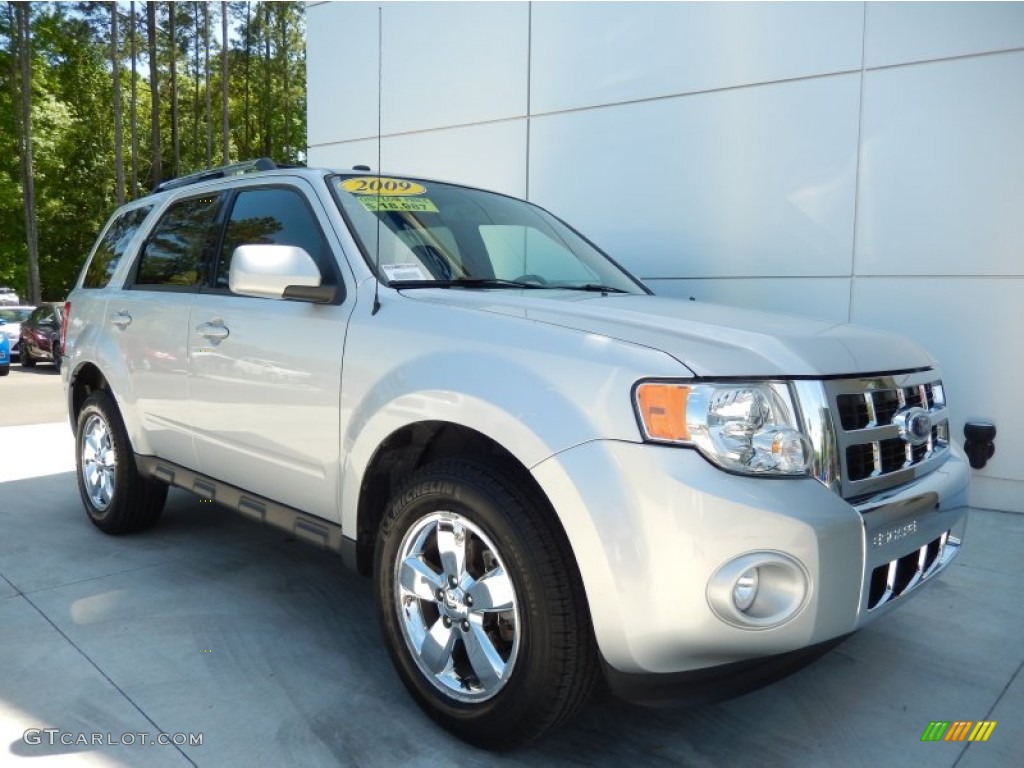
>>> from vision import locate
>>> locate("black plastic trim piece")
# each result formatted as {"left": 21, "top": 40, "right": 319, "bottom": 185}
{"left": 135, "top": 455, "right": 346, "bottom": 555}
{"left": 602, "top": 634, "right": 851, "bottom": 707}
{"left": 282, "top": 284, "right": 339, "bottom": 303}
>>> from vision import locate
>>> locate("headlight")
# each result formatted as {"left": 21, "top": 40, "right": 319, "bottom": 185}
{"left": 634, "top": 381, "right": 811, "bottom": 476}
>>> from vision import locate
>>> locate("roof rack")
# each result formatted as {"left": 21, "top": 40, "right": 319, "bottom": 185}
{"left": 153, "top": 157, "right": 285, "bottom": 193}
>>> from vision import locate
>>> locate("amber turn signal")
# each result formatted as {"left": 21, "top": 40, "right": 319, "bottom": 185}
{"left": 636, "top": 383, "right": 691, "bottom": 442}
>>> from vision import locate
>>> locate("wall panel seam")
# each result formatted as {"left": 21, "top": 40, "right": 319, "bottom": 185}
{"left": 865, "top": 45, "right": 1024, "bottom": 73}
{"left": 849, "top": 1, "right": 869, "bottom": 325}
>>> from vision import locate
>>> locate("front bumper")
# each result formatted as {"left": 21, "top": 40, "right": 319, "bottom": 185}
{"left": 531, "top": 439, "right": 969, "bottom": 689}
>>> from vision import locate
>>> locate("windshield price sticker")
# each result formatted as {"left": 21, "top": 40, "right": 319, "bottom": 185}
{"left": 382, "top": 263, "right": 428, "bottom": 281}
{"left": 341, "top": 177, "right": 426, "bottom": 196}
{"left": 359, "top": 197, "right": 439, "bottom": 213}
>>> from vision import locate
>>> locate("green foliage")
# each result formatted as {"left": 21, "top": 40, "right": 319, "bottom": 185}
{"left": 0, "top": 1, "right": 307, "bottom": 301}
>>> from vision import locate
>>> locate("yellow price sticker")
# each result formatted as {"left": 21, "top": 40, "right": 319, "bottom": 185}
{"left": 341, "top": 177, "right": 426, "bottom": 196}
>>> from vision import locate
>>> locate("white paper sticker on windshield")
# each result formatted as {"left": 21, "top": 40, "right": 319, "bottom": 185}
{"left": 382, "top": 263, "right": 428, "bottom": 281}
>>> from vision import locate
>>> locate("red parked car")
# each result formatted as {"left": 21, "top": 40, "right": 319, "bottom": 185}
{"left": 20, "top": 302, "right": 65, "bottom": 372}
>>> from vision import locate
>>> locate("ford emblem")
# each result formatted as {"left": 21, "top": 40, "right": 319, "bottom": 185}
{"left": 893, "top": 407, "right": 932, "bottom": 446}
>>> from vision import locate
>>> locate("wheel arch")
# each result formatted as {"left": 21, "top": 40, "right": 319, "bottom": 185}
{"left": 68, "top": 362, "right": 112, "bottom": 429}
{"left": 351, "top": 420, "right": 583, "bottom": 589}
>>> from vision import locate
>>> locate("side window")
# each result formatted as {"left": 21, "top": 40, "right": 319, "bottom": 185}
{"left": 134, "top": 195, "right": 222, "bottom": 289}
{"left": 480, "top": 225, "right": 599, "bottom": 283}
{"left": 83, "top": 205, "right": 154, "bottom": 288}
{"left": 217, "top": 187, "right": 331, "bottom": 290}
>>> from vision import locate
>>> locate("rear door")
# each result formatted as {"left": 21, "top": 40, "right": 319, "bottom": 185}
{"left": 187, "top": 178, "right": 354, "bottom": 522}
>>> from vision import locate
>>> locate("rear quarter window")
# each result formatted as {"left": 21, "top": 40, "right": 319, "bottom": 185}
{"left": 82, "top": 205, "right": 154, "bottom": 288}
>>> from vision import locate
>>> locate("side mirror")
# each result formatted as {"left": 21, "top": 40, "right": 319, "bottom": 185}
{"left": 228, "top": 244, "right": 336, "bottom": 303}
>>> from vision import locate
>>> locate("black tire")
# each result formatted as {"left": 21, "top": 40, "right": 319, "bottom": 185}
{"left": 75, "top": 390, "right": 167, "bottom": 533}
{"left": 21, "top": 343, "right": 35, "bottom": 367}
{"left": 51, "top": 341, "right": 62, "bottom": 373}
{"left": 375, "top": 459, "right": 597, "bottom": 750}
{"left": 0, "top": 364, "right": 8, "bottom": 377}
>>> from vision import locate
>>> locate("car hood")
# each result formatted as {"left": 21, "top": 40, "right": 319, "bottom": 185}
{"left": 401, "top": 290, "right": 935, "bottom": 378}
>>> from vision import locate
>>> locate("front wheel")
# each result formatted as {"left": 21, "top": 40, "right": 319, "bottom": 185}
{"left": 76, "top": 390, "right": 167, "bottom": 533}
{"left": 375, "top": 460, "right": 597, "bottom": 750}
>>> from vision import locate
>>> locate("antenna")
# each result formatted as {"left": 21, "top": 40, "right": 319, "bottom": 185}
{"left": 371, "top": 6, "right": 383, "bottom": 316}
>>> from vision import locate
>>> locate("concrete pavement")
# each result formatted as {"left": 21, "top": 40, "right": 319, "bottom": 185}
{"left": 0, "top": 373, "right": 1020, "bottom": 766}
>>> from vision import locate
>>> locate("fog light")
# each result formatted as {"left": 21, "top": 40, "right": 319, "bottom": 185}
{"left": 708, "top": 552, "right": 809, "bottom": 629}
{"left": 733, "top": 568, "right": 759, "bottom": 612}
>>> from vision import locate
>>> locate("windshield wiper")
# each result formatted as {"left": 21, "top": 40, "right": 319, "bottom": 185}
{"left": 555, "top": 283, "right": 630, "bottom": 294}
{"left": 389, "top": 277, "right": 547, "bottom": 290}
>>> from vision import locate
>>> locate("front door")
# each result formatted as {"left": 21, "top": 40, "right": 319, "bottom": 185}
{"left": 187, "top": 180, "right": 354, "bottom": 522}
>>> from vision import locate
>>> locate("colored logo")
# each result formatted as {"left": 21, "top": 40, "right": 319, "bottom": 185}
{"left": 921, "top": 721, "right": 997, "bottom": 742}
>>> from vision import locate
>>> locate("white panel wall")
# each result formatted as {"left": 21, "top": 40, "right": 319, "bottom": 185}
{"left": 864, "top": 1, "right": 1024, "bottom": 67}
{"left": 529, "top": 75, "right": 861, "bottom": 279}
{"left": 856, "top": 52, "right": 1024, "bottom": 276}
{"left": 313, "top": 121, "right": 528, "bottom": 199}
{"left": 308, "top": 1, "right": 1024, "bottom": 512}
{"left": 308, "top": 1, "right": 528, "bottom": 145}
{"left": 531, "top": 1, "right": 864, "bottom": 112}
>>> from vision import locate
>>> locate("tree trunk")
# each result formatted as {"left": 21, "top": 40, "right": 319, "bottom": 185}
{"left": 244, "top": 0, "right": 251, "bottom": 158}
{"left": 193, "top": 1, "right": 200, "bottom": 159}
{"left": 204, "top": 1, "right": 211, "bottom": 165}
{"left": 13, "top": 3, "right": 41, "bottom": 304}
{"left": 280, "top": 6, "right": 289, "bottom": 160}
{"left": 112, "top": 2, "right": 125, "bottom": 205}
{"left": 130, "top": 1, "right": 138, "bottom": 198}
{"left": 221, "top": 0, "right": 229, "bottom": 163}
{"left": 147, "top": 1, "right": 161, "bottom": 187}
{"left": 262, "top": 2, "right": 271, "bottom": 157}
{"left": 169, "top": 1, "right": 179, "bottom": 177}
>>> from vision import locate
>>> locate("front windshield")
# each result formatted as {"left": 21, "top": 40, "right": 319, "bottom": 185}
{"left": 330, "top": 174, "right": 646, "bottom": 293}
{"left": 0, "top": 308, "right": 31, "bottom": 323}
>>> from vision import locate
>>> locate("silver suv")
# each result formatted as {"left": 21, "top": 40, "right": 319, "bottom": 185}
{"left": 63, "top": 160, "right": 970, "bottom": 749}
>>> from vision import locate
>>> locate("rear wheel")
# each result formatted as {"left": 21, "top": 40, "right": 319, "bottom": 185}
{"left": 76, "top": 390, "right": 167, "bottom": 533}
{"left": 375, "top": 459, "right": 597, "bottom": 749}
{"left": 51, "top": 341, "right": 62, "bottom": 373}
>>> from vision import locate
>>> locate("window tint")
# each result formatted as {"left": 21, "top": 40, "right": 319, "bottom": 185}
{"left": 135, "top": 195, "right": 222, "bottom": 288}
{"left": 83, "top": 205, "right": 153, "bottom": 288}
{"left": 217, "top": 187, "right": 330, "bottom": 290}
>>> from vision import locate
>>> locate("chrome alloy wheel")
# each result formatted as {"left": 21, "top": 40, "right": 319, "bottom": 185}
{"left": 81, "top": 413, "right": 117, "bottom": 510}
{"left": 394, "top": 511, "right": 521, "bottom": 702}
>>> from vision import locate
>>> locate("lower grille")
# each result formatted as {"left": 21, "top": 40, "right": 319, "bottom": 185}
{"left": 867, "top": 530, "right": 956, "bottom": 610}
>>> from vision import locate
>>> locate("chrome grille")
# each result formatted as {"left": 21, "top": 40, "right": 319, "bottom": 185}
{"left": 823, "top": 371, "right": 950, "bottom": 499}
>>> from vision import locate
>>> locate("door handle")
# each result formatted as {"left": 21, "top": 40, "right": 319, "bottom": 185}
{"left": 111, "top": 311, "right": 132, "bottom": 329}
{"left": 197, "top": 322, "right": 230, "bottom": 341}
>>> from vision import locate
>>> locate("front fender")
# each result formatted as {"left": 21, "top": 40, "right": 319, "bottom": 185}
{"left": 338, "top": 287, "right": 689, "bottom": 535}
